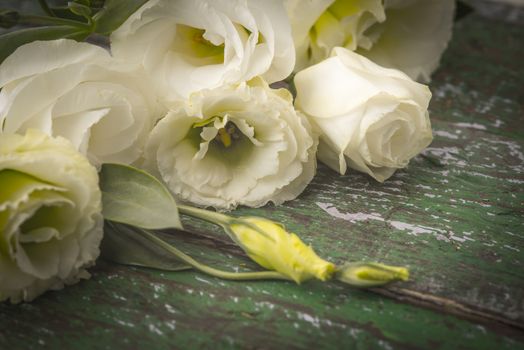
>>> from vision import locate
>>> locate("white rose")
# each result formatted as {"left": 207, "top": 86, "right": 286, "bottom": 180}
{"left": 0, "top": 130, "right": 103, "bottom": 303}
{"left": 110, "top": 0, "right": 295, "bottom": 103}
{"left": 357, "top": 0, "right": 455, "bottom": 82}
{"left": 294, "top": 47, "right": 432, "bottom": 182}
{"left": 0, "top": 39, "right": 163, "bottom": 166}
{"left": 144, "top": 78, "right": 317, "bottom": 210}
{"left": 285, "top": 0, "right": 385, "bottom": 71}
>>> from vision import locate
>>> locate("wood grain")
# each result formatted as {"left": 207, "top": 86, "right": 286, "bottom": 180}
{"left": 2, "top": 10, "right": 523, "bottom": 350}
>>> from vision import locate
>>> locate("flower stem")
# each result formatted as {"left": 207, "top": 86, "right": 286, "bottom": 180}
{"left": 37, "top": 0, "right": 55, "bottom": 17}
{"left": 137, "top": 227, "right": 291, "bottom": 281}
{"left": 178, "top": 204, "right": 232, "bottom": 227}
{"left": 178, "top": 204, "right": 276, "bottom": 248}
{"left": 18, "top": 14, "right": 89, "bottom": 28}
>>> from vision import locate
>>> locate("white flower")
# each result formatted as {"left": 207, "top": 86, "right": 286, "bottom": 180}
{"left": 0, "top": 130, "right": 103, "bottom": 303}
{"left": 110, "top": 0, "right": 295, "bottom": 102}
{"left": 0, "top": 39, "right": 163, "bottom": 166}
{"left": 285, "top": 0, "right": 455, "bottom": 82}
{"left": 144, "top": 78, "right": 317, "bottom": 210}
{"left": 285, "top": 0, "right": 385, "bottom": 71}
{"left": 294, "top": 47, "right": 432, "bottom": 182}
{"left": 357, "top": 0, "right": 455, "bottom": 82}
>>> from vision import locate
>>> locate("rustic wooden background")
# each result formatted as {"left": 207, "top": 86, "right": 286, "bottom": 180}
{"left": 1, "top": 1, "right": 523, "bottom": 349}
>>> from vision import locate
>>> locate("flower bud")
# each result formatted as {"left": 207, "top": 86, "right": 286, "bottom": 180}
{"left": 336, "top": 262, "right": 409, "bottom": 287}
{"left": 227, "top": 217, "right": 335, "bottom": 283}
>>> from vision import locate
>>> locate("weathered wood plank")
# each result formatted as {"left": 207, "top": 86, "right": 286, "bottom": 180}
{"left": 1, "top": 258, "right": 522, "bottom": 349}
{"left": 188, "top": 11, "right": 524, "bottom": 326}
{"left": 1, "top": 9, "right": 524, "bottom": 350}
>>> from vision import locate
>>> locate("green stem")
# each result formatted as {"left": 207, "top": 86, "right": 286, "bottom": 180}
{"left": 19, "top": 14, "right": 89, "bottom": 28}
{"left": 138, "top": 227, "right": 291, "bottom": 281}
{"left": 178, "top": 204, "right": 232, "bottom": 227}
{"left": 38, "top": 0, "right": 55, "bottom": 17}
{"left": 178, "top": 204, "right": 276, "bottom": 247}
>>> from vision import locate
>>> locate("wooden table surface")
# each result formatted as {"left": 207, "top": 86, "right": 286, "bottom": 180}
{"left": 1, "top": 4, "right": 523, "bottom": 350}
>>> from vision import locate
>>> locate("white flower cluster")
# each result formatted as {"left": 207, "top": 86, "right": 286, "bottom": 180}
{"left": 0, "top": 0, "right": 455, "bottom": 301}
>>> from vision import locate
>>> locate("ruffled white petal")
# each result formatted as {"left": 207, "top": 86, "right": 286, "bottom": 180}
{"left": 111, "top": 0, "right": 295, "bottom": 103}
{"left": 286, "top": 0, "right": 385, "bottom": 71}
{"left": 295, "top": 48, "right": 432, "bottom": 182}
{"left": 0, "top": 39, "right": 109, "bottom": 87}
{"left": 357, "top": 0, "right": 455, "bottom": 82}
{"left": 0, "top": 39, "right": 163, "bottom": 166}
{"left": 0, "top": 130, "right": 102, "bottom": 303}
{"left": 286, "top": 0, "right": 451, "bottom": 81}
{"left": 145, "top": 78, "right": 316, "bottom": 210}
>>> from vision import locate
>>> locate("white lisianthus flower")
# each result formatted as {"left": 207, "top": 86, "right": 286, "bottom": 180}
{"left": 285, "top": 0, "right": 385, "bottom": 71}
{"left": 110, "top": 0, "right": 295, "bottom": 102}
{"left": 357, "top": 0, "right": 455, "bottom": 82}
{"left": 0, "top": 130, "right": 103, "bottom": 303}
{"left": 285, "top": 0, "right": 454, "bottom": 82}
{"left": 144, "top": 78, "right": 317, "bottom": 210}
{"left": 294, "top": 47, "right": 432, "bottom": 182}
{"left": 0, "top": 39, "right": 163, "bottom": 166}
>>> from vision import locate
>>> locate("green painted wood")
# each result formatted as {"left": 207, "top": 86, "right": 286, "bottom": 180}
{"left": 2, "top": 9, "right": 524, "bottom": 350}
{"left": 183, "top": 9, "right": 524, "bottom": 328}
{"left": 1, "top": 259, "right": 522, "bottom": 349}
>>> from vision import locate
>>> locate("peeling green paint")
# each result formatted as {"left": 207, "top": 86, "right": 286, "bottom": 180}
{"left": 1, "top": 11, "right": 524, "bottom": 350}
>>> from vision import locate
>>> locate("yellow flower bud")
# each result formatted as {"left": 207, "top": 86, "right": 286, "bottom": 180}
{"left": 336, "top": 262, "right": 409, "bottom": 287}
{"left": 228, "top": 217, "right": 335, "bottom": 283}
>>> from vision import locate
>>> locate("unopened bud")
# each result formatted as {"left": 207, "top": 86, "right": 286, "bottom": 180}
{"left": 336, "top": 262, "right": 409, "bottom": 287}
{"left": 227, "top": 217, "right": 335, "bottom": 283}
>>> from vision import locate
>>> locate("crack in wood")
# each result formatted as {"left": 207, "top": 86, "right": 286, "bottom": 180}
{"left": 370, "top": 286, "right": 524, "bottom": 338}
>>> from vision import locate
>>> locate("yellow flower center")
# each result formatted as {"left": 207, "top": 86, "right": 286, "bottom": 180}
{"left": 217, "top": 128, "right": 232, "bottom": 148}
{"left": 215, "top": 122, "right": 241, "bottom": 148}
{"left": 172, "top": 25, "right": 225, "bottom": 65}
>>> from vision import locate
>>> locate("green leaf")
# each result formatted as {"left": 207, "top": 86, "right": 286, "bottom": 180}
{"left": 49, "top": 6, "right": 89, "bottom": 21}
{"left": 92, "top": 0, "right": 148, "bottom": 35}
{"left": 99, "top": 163, "right": 183, "bottom": 230}
{"left": 0, "top": 10, "right": 20, "bottom": 29}
{"left": 101, "top": 221, "right": 191, "bottom": 271}
{"left": 68, "top": 2, "right": 92, "bottom": 19}
{"left": 0, "top": 25, "right": 89, "bottom": 64}
{"left": 73, "top": 0, "right": 91, "bottom": 7}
